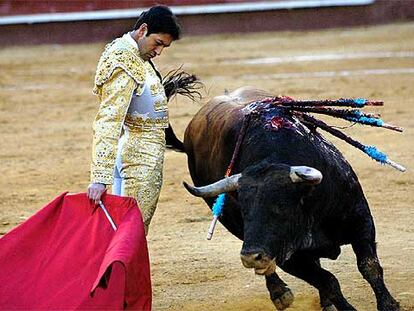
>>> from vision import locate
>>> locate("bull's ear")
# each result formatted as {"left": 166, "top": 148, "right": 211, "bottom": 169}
{"left": 290, "top": 166, "right": 322, "bottom": 184}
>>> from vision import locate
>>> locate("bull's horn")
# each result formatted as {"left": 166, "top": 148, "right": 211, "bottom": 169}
{"left": 290, "top": 166, "right": 323, "bottom": 184}
{"left": 183, "top": 174, "right": 242, "bottom": 198}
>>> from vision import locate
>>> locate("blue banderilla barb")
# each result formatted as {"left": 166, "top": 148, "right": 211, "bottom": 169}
{"left": 301, "top": 113, "right": 406, "bottom": 172}
{"left": 364, "top": 146, "right": 387, "bottom": 163}
{"left": 345, "top": 110, "right": 384, "bottom": 127}
{"left": 363, "top": 146, "right": 406, "bottom": 171}
{"left": 206, "top": 114, "right": 251, "bottom": 240}
{"left": 207, "top": 194, "right": 226, "bottom": 240}
{"left": 274, "top": 96, "right": 383, "bottom": 108}
{"left": 213, "top": 193, "right": 226, "bottom": 216}
{"left": 341, "top": 98, "right": 367, "bottom": 107}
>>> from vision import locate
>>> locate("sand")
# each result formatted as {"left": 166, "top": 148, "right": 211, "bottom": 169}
{"left": 0, "top": 22, "right": 413, "bottom": 310}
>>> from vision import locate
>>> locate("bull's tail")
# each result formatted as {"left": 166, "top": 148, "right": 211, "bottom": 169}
{"left": 162, "top": 68, "right": 203, "bottom": 153}
{"left": 165, "top": 125, "right": 185, "bottom": 152}
{"left": 163, "top": 67, "right": 203, "bottom": 101}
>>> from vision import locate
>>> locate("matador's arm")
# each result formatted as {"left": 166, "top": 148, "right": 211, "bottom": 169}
{"left": 90, "top": 68, "right": 137, "bottom": 185}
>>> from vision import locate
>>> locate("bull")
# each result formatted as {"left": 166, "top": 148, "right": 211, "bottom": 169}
{"left": 181, "top": 87, "right": 400, "bottom": 310}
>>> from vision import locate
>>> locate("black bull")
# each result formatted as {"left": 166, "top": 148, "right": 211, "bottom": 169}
{"left": 182, "top": 87, "right": 399, "bottom": 311}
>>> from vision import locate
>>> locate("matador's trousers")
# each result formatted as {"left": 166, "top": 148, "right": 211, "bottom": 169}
{"left": 113, "top": 126, "right": 165, "bottom": 230}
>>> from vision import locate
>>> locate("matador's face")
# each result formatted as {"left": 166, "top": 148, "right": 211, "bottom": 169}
{"left": 138, "top": 32, "right": 173, "bottom": 61}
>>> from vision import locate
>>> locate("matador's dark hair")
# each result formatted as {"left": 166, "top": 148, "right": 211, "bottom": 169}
{"left": 133, "top": 5, "right": 181, "bottom": 40}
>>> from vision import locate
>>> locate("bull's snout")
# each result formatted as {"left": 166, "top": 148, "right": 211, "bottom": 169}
{"left": 240, "top": 249, "right": 276, "bottom": 276}
{"left": 240, "top": 251, "right": 267, "bottom": 268}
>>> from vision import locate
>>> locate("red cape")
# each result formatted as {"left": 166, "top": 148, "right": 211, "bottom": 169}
{"left": 0, "top": 192, "right": 151, "bottom": 310}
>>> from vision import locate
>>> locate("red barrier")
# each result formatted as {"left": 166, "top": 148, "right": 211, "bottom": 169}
{"left": 1, "top": 0, "right": 276, "bottom": 16}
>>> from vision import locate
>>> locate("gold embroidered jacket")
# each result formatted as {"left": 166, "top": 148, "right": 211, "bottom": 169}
{"left": 91, "top": 34, "right": 168, "bottom": 185}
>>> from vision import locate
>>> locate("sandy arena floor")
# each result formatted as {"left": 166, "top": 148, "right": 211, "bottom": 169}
{"left": 0, "top": 22, "right": 413, "bottom": 310}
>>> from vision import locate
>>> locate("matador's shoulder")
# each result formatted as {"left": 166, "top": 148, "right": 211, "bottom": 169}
{"left": 94, "top": 36, "right": 145, "bottom": 92}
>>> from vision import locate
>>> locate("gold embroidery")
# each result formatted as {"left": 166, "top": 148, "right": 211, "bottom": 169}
{"left": 149, "top": 83, "right": 164, "bottom": 96}
{"left": 118, "top": 128, "right": 166, "bottom": 226}
{"left": 90, "top": 69, "right": 136, "bottom": 184}
{"left": 150, "top": 84, "right": 156, "bottom": 95}
{"left": 146, "top": 64, "right": 158, "bottom": 78}
{"left": 135, "top": 84, "right": 144, "bottom": 95}
{"left": 154, "top": 98, "right": 168, "bottom": 112}
{"left": 124, "top": 113, "right": 169, "bottom": 129}
{"left": 93, "top": 36, "right": 145, "bottom": 96}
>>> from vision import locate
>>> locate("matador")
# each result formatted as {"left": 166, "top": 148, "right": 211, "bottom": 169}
{"left": 88, "top": 6, "right": 181, "bottom": 233}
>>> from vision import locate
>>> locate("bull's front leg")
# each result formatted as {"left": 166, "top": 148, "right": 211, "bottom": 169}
{"left": 266, "top": 272, "right": 294, "bottom": 310}
{"left": 240, "top": 249, "right": 293, "bottom": 309}
{"left": 352, "top": 241, "right": 399, "bottom": 311}
{"left": 350, "top": 203, "right": 399, "bottom": 311}
{"left": 281, "top": 254, "right": 356, "bottom": 311}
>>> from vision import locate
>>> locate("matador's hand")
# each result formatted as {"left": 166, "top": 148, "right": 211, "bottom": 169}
{"left": 87, "top": 183, "right": 107, "bottom": 204}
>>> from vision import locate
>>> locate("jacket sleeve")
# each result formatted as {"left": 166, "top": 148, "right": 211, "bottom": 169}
{"left": 90, "top": 68, "right": 137, "bottom": 185}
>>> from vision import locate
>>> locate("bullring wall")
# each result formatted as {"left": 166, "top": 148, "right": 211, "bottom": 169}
{"left": 0, "top": 0, "right": 413, "bottom": 46}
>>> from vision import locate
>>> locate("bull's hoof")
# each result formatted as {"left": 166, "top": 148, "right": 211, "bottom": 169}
{"left": 272, "top": 289, "right": 294, "bottom": 310}
{"left": 322, "top": 305, "right": 337, "bottom": 311}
